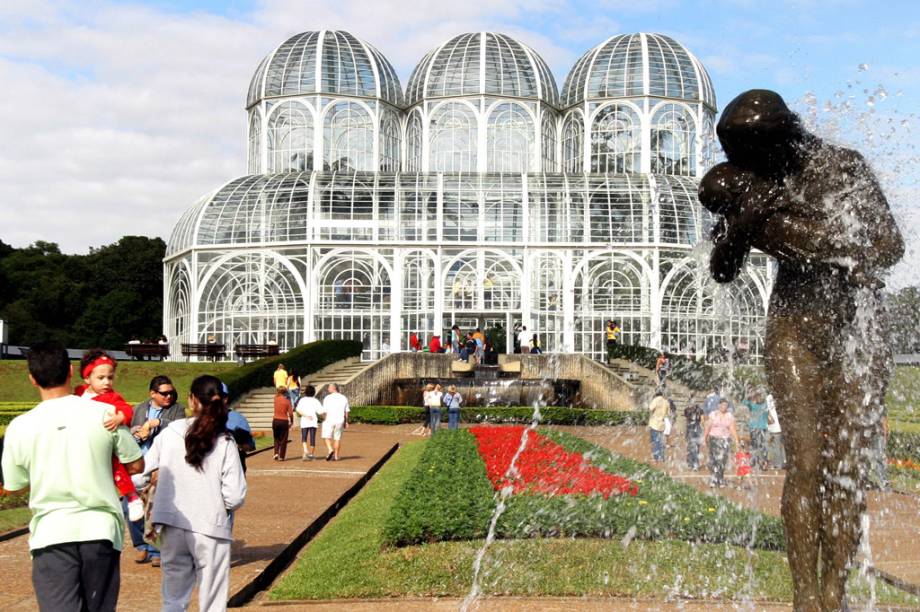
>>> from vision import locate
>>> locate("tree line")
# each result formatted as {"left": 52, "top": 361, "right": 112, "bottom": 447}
{"left": 0, "top": 236, "right": 165, "bottom": 349}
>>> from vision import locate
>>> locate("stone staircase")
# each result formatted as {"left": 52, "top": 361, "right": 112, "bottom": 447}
{"left": 233, "top": 357, "right": 375, "bottom": 431}
{"left": 603, "top": 358, "right": 698, "bottom": 407}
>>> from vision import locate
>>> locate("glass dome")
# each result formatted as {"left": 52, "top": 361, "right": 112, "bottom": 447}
{"left": 247, "top": 30, "right": 402, "bottom": 108}
{"left": 561, "top": 33, "right": 715, "bottom": 110}
{"left": 405, "top": 32, "right": 559, "bottom": 107}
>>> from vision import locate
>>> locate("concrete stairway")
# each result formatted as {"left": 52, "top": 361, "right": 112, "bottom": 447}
{"left": 233, "top": 357, "right": 375, "bottom": 431}
{"left": 603, "top": 358, "right": 698, "bottom": 406}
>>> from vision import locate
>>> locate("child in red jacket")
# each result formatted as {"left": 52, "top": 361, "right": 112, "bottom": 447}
{"left": 75, "top": 349, "right": 144, "bottom": 521}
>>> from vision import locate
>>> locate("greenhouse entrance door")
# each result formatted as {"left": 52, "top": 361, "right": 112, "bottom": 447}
{"left": 443, "top": 313, "right": 517, "bottom": 354}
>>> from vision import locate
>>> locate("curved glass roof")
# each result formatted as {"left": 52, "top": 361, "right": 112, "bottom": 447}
{"left": 167, "top": 172, "right": 705, "bottom": 256}
{"left": 247, "top": 30, "right": 402, "bottom": 108}
{"left": 561, "top": 33, "right": 716, "bottom": 110}
{"left": 405, "top": 32, "right": 559, "bottom": 107}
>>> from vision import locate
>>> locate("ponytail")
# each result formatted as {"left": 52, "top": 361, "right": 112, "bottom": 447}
{"left": 185, "top": 375, "right": 229, "bottom": 470}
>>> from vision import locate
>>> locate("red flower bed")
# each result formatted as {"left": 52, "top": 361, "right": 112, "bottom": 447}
{"left": 469, "top": 425, "right": 638, "bottom": 498}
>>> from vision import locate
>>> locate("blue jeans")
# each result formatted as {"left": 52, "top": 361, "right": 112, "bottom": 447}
{"left": 288, "top": 390, "right": 299, "bottom": 405}
{"left": 649, "top": 428, "right": 665, "bottom": 462}
{"left": 448, "top": 409, "right": 460, "bottom": 429}
{"left": 429, "top": 409, "right": 441, "bottom": 434}
{"left": 686, "top": 424, "right": 703, "bottom": 469}
{"left": 122, "top": 496, "right": 159, "bottom": 558}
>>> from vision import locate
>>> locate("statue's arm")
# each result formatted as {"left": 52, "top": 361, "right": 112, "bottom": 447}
{"left": 751, "top": 154, "right": 903, "bottom": 274}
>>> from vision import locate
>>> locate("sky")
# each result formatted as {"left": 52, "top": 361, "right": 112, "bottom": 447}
{"left": 0, "top": 0, "right": 918, "bottom": 285}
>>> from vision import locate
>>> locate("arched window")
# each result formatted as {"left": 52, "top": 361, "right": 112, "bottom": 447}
{"left": 487, "top": 102, "right": 534, "bottom": 172}
{"left": 541, "top": 111, "right": 557, "bottom": 171}
{"left": 168, "top": 263, "right": 191, "bottom": 349}
{"left": 323, "top": 101, "right": 374, "bottom": 172}
{"left": 379, "top": 109, "right": 400, "bottom": 172}
{"left": 248, "top": 110, "right": 262, "bottom": 174}
{"left": 405, "top": 110, "right": 423, "bottom": 172}
{"left": 651, "top": 103, "right": 696, "bottom": 176}
{"left": 700, "top": 114, "right": 716, "bottom": 170}
{"left": 267, "top": 101, "right": 313, "bottom": 173}
{"left": 562, "top": 111, "right": 584, "bottom": 172}
{"left": 429, "top": 102, "right": 477, "bottom": 172}
{"left": 591, "top": 104, "right": 640, "bottom": 173}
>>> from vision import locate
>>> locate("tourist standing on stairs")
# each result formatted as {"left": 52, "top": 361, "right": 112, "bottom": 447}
{"left": 605, "top": 320, "right": 620, "bottom": 363}
{"left": 518, "top": 325, "right": 531, "bottom": 354}
{"left": 319, "top": 383, "right": 350, "bottom": 461}
{"left": 286, "top": 371, "right": 300, "bottom": 406}
{"left": 443, "top": 384, "right": 463, "bottom": 429}
{"left": 655, "top": 352, "right": 671, "bottom": 387}
{"left": 273, "top": 363, "right": 288, "bottom": 389}
{"left": 272, "top": 386, "right": 293, "bottom": 461}
{"left": 647, "top": 391, "right": 670, "bottom": 463}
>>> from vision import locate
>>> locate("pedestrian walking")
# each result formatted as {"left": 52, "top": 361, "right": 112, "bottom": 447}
{"left": 427, "top": 383, "right": 444, "bottom": 434}
{"left": 319, "top": 383, "right": 350, "bottom": 461}
{"left": 655, "top": 352, "right": 671, "bottom": 386}
{"left": 648, "top": 391, "right": 670, "bottom": 463}
{"left": 743, "top": 388, "right": 770, "bottom": 470}
{"left": 2, "top": 341, "right": 144, "bottom": 612}
{"left": 684, "top": 401, "right": 704, "bottom": 470}
{"left": 295, "top": 385, "right": 321, "bottom": 460}
{"left": 272, "top": 386, "right": 293, "bottom": 461}
{"left": 286, "top": 371, "right": 300, "bottom": 406}
{"left": 703, "top": 399, "right": 741, "bottom": 487}
{"left": 443, "top": 384, "right": 463, "bottom": 429}
{"left": 145, "top": 375, "right": 247, "bottom": 612}
{"left": 518, "top": 325, "right": 531, "bottom": 354}
{"left": 273, "top": 363, "right": 288, "bottom": 389}
{"left": 765, "top": 393, "right": 785, "bottom": 469}
{"left": 605, "top": 320, "right": 620, "bottom": 363}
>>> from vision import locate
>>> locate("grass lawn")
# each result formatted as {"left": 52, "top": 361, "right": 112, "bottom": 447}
{"left": 0, "top": 507, "right": 31, "bottom": 533}
{"left": 271, "top": 439, "right": 917, "bottom": 605}
{"left": 0, "top": 360, "right": 237, "bottom": 404}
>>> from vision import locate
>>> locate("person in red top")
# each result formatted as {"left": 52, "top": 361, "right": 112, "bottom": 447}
{"left": 409, "top": 332, "right": 422, "bottom": 352}
{"left": 428, "top": 335, "right": 442, "bottom": 354}
{"left": 272, "top": 386, "right": 294, "bottom": 461}
{"left": 74, "top": 349, "right": 144, "bottom": 521}
{"left": 735, "top": 441, "right": 752, "bottom": 490}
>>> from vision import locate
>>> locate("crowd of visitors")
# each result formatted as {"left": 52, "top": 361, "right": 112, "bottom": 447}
{"left": 649, "top": 382, "right": 790, "bottom": 488}
{"left": 407, "top": 324, "right": 542, "bottom": 363}
{"left": 412, "top": 382, "right": 464, "bottom": 436}
{"left": 1, "top": 343, "right": 255, "bottom": 611}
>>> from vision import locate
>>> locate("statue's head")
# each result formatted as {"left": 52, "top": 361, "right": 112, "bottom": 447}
{"left": 717, "top": 89, "right": 809, "bottom": 178}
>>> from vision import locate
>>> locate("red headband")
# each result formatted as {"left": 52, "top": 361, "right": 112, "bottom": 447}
{"left": 82, "top": 356, "right": 116, "bottom": 379}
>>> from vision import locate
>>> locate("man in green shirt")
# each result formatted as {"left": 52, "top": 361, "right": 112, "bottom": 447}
{"left": 1, "top": 341, "right": 144, "bottom": 612}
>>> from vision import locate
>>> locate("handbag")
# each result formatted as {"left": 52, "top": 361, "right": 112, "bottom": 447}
{"left": 663, "top": 417, "right": 672, "bottom": 436}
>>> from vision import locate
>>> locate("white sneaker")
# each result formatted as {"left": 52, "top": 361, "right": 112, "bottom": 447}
{"left": 127, "top": 497, "right": 145, "bottom": 522}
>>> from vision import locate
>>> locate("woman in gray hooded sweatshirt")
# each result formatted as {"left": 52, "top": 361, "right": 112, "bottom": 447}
{"left": 144, "top": 375, "right": 247, "bottom": 611}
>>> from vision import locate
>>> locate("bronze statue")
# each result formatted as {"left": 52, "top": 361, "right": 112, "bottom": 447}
{"left": 699, "top": 90, "right": 904, "bottom": 611}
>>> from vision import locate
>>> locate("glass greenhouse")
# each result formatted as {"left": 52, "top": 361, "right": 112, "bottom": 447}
{"left": 165, "top": 31, "right": 772, "bottom": 361}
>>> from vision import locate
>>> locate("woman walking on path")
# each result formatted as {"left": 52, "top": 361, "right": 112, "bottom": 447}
{"left": 443, "top": 384, "right": 463, "bottom": 429}
{"left": 295, "top": 385, "right": 320, "bottom": 461}
{"left": 742, "top": 388, "right": 770, "bottom": 470}
{"left": 272, "top": 386, "right": 294, "bottom": 461}
{"left": 144, "top": 375, "right": 247, "bottom": 612}
{"left": 703, "top": 398, "right": 741, "bottom": 487}
{"left": 647, "top": 391, "right": 670, "bottom": 463}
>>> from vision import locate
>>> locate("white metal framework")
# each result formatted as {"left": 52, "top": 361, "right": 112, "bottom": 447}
{"left": 165, "top": 30, "right": 770, "bottom": 362}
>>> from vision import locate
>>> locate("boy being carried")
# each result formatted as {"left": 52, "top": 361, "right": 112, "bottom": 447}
{"left": 74, "top": 349, "right": 144, "bottom": 521}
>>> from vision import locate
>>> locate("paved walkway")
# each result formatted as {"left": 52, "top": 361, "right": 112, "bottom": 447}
{"left": 0, "top": 424, "right": 409, "bottom": 611}
{"left": 562, "top": 424, "right": 920, "bottom": 590}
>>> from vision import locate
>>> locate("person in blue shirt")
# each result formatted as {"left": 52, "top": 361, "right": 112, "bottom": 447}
{"left": 742, "top": 388, "right": 770, "bottom": 470}
{"left": 220, "top": 382, "right": 255, "bottom": 473}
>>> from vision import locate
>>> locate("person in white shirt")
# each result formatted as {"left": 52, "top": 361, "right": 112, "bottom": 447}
{"left": 295, "top": 384, "right": 321, "bottom": 461}
{"left": 318, "top": 383, "right": 350, "bottom": 461}
{"left": 765, "top": 393, "right": 785, "bottom": 469}
{"left": 517, "top": 325, "right": 531, "bottom": 354}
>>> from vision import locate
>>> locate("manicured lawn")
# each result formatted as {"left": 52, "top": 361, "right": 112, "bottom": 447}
{"left": 0, "top": 507, "right": 31, "bottom": 533}
{"left": 0, "top": 360, "right": 237, "bottom": 404}
{"left": 272, "top": 437, "right": 917, "bottom": 605}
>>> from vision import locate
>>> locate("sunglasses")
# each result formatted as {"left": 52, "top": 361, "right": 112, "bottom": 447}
{"left": 154, "top": 389, "right": 177, "bottom": 397}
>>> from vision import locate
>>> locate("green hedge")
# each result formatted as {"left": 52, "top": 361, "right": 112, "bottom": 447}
{"left": 223, "top": 340, "right": 362, "bottom": 401}
{"left": 610, "top": 344, "right": 714, "bottom": 391}
{"left": 349, "top": 406, "right": 647, "bottom": 426}
{"left": 889, "top": 431, "right": 920, "bottom": 462}
{"left": 383, "top": 429, "right": 785, "bottom": 551}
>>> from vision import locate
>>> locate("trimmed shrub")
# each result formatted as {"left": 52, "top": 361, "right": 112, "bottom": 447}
{"left": 889, "top": 431, "right": 920, "bottom": 462}
{"left": 223, "top": 340, "right": 362, "bottom": 401}
{"left": 383, "top": 430, "right": 495, "bottom": 546}
{"left": 383, "top": 428, "right": 785, "bottom": 551}
{"left": 348, "top": 406, "right": 647, "bottom": 426}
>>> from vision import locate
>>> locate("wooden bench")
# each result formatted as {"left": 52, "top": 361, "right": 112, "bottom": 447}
{"left": 124, "top": 343, "right": 170, "bottom": 360}
{"left": 181, "top": 343, "right": 227, "bottom": 360}
{"left": 234, "top": 344, "right": 280, "bottom": 360}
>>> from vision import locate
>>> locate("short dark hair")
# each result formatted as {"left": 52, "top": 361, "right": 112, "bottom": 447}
{"left": 27, "top": 341, "right": 71, "bottom": 388}
{"left": 304, "top": 384, "right": 316, "bottom": 397}
{"left": 149, "top": 375, "right": 174, "bottom": 392}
